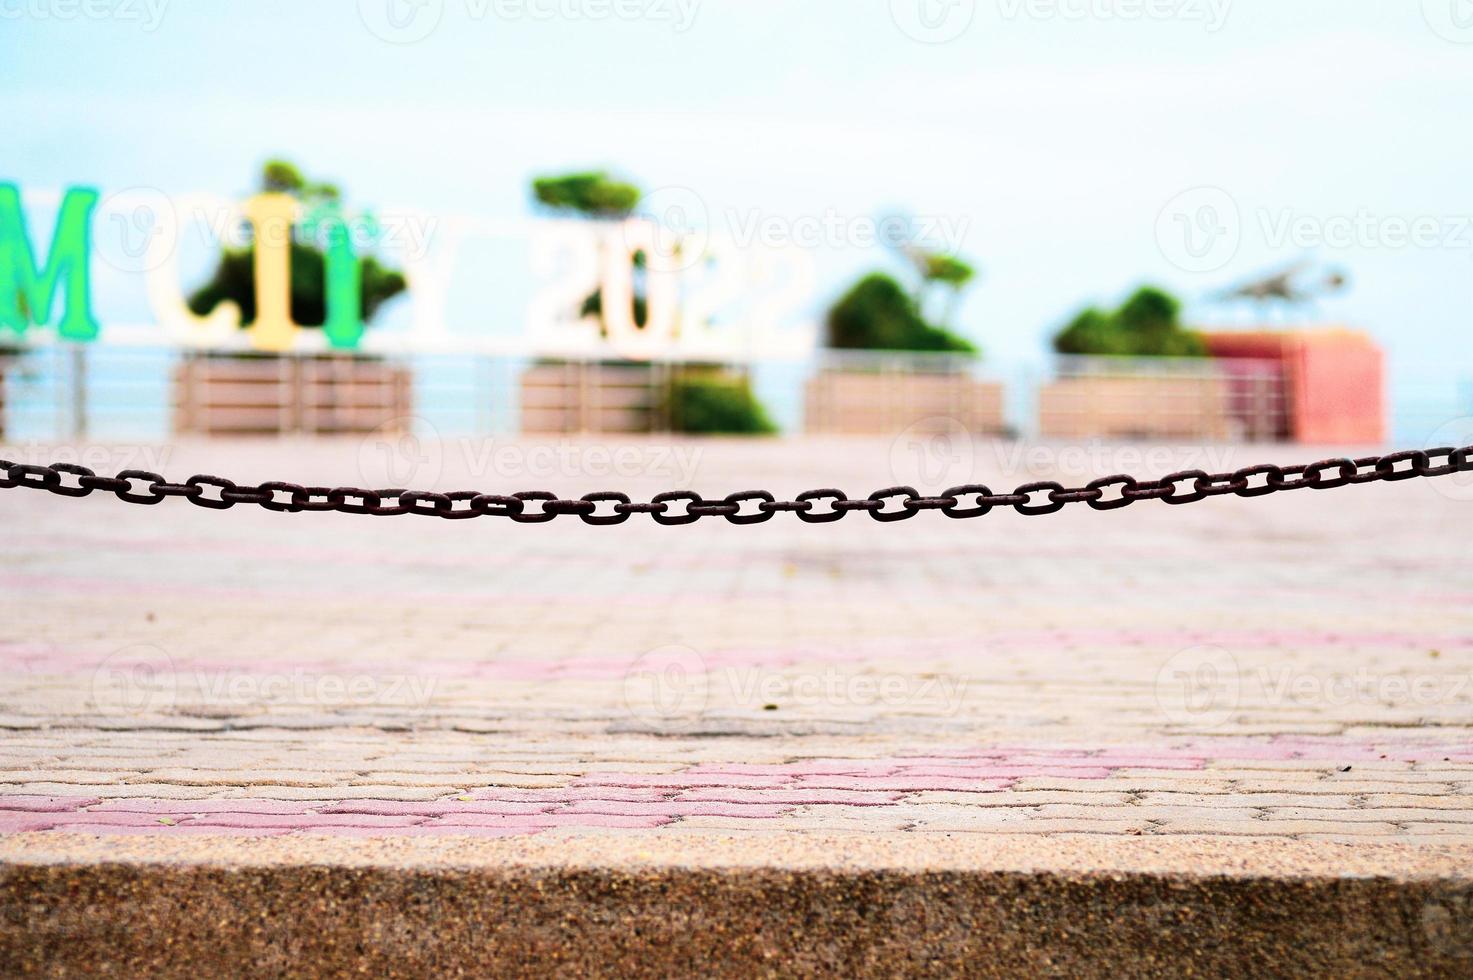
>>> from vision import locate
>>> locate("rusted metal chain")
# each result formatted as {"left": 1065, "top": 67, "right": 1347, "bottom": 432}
{"left": 1, "top": 446, "right": 1469, "bottom": 525}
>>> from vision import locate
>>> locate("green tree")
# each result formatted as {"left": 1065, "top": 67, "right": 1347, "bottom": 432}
{"left": 909, "top": 249, "right": 977, "bottom": 329}
{"left": 826, "top": 273, "right": 977, "bottom": 354}
{"left": 1052, "top": 285, "right": 1205, "bottom": 357}
{"left": 530, "top": 170, "right": 646, "bottom": 330}
{"left": 531, "top": 171, "right": 641, "bottom": 218}
{"left": 187, "top": 160, "right": 406, "bottom": 331}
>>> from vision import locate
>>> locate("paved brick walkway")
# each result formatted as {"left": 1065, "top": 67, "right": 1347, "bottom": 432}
{"left": 1, "top": 436, "right": 1471, "bottom": 856}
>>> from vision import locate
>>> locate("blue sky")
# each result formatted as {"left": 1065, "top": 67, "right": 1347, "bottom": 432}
{"left": 4, "top": 0, "right": 1473, "bottom": 374}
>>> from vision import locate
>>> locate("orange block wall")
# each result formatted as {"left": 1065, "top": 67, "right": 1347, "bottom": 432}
{"left": 1203, "top": 329, "right": 1385, "bottom": 445}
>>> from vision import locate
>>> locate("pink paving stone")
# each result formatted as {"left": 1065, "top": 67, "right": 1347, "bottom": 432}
{"left": 47, "top": 812, "right": 192, "bottom": 828}
{"left": 88, "top": 800, "right": 314, "bottom": 815}
{"left": 320, "top": 800, "right": 554, "bottom": 817}
{"left": 302, "top": 825, "right": 535, "bottom": 838}
{"left": 42, "top": 824, "right": 292, "bottom": 837}
{"left": 891, "top": 766, "right": 1115, "bottom": 779}
{"left": 432, "top": 813, "right": 670, "bottom": 830}
{"left": 685, "top": 762, "right": 882, "bottom": 776}
{"left": 573, "top": 773, "right": 796, "bottom": 789}
{"left": 674, "top": 788, "right": 904, "bottom": 806}
{"left": 556, "top": 801, "right": 790, "bottom": 818}
{"left": 0, "top": 795, "right": 101, "bottom": 812}
{"left": 796, "top": 776, "right": 1014, "bottom": 792}
{"left": 184, "top": 813, "right": 426, "bottom": 829}
{"left": 1078, "top": 756, "right": 1205, "bottom": 769}
{"left": 467, "top": 787, "right": 673, "bottom": 804}
{"left": 0, "top": 812, "right": 60, "bottom": 833}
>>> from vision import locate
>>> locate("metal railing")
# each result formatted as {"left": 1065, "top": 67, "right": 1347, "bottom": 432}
{"left": 0, "top": 339, "right": 1447, "bottom": 446}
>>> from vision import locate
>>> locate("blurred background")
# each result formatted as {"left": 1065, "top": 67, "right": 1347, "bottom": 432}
{"left": 2, "top": 0, "right": 1471, "bottom": 451}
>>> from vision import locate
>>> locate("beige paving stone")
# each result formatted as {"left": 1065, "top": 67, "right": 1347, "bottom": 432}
{"left": 1, "top": 437, "right": 1470, "bottom": 862}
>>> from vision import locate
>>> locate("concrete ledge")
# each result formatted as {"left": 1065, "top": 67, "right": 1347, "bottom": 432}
{"left": 4, "top": 834, "right": 1471, "bottom": 977}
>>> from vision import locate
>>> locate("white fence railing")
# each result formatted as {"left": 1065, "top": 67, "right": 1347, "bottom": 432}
{"left": 0, "top": 340, "right": 1459, "bottom": 446}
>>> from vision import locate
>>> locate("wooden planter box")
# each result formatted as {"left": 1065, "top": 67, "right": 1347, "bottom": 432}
{"left": 519, "top": 361, "right": 669, "bottom": 434}
{"left": 1038, "top": 375, "right": 1236, "bottom": 441}
{"left": 172, "top": 353, "right": 413, "bottom": 436}
{"left": 803, "top": 370, "right": 1007, "bottom": 436}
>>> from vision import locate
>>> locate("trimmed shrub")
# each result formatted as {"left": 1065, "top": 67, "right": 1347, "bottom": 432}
{"left": 826, "top": 273, "right": 977, "bottom": 354}
{"left": 668, "top": 372, "right": 777, "bottom": 435}
{"left": 1053, "top": 286, "right": 1206, "bottom": 357}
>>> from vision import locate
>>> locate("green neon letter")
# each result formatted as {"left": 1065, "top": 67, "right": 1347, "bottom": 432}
{"left": 0, "top": 184, "right": 101, "bottom": 341}
{"left": 321, "top": 216, "right": 364, "bottom": 349}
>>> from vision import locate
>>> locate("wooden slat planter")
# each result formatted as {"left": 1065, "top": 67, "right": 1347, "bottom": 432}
{"left": 172, "top": 353, "right": 413, "bottom": 436}
{"left": 804, "top": 370, "right": 1007, "bottom": 436}
{"left": 519, "top": 362, "right": 670, "bottom": 434}
{"left": 1038, "top": 375, "right": 1234, "bottom": 441}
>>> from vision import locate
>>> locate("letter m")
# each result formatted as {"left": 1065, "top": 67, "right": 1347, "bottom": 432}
{"left": 0, "top": 184, "right": 100, "bottom": 340}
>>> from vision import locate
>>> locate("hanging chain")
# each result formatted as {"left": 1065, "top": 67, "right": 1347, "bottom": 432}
{"left": 1, "top": 446, "right": 1469, "bottom": 525}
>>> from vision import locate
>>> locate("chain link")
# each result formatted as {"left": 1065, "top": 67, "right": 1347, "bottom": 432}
{"left": 2, "top": 445, "right": 1471, "bottom": 525}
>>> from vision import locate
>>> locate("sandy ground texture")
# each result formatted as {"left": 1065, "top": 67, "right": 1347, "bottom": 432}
{"left": 1, "top": 435, "right": 1471, "bottom": 974}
